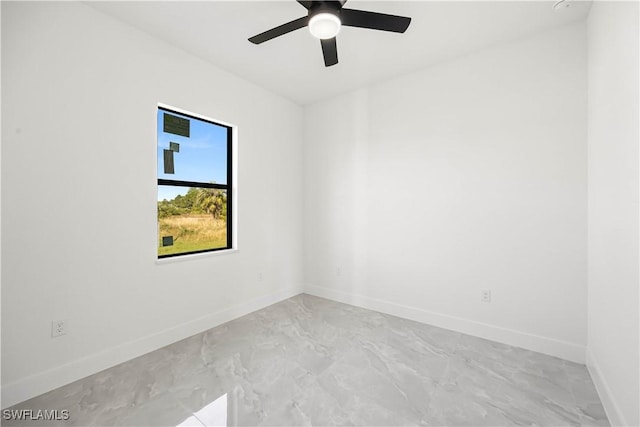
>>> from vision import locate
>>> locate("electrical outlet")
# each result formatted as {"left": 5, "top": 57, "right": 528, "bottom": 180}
{"left": 258, "top": 272, "right": 263, "bottom": 281}
{"left": 481, "top": 290, "right": 492, "bottom": 303}
{"left": 336, "top": 267, "right": 342, "bottom": 277}
{"left": 51, "top": 320, "right": 67, "bottom": 337}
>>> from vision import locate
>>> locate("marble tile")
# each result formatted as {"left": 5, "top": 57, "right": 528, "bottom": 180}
{"left": 3, "top": 294, "right": 609, "bottom": 426}
{"left": 563, "top": 361, "right": 610, "bottom": 427}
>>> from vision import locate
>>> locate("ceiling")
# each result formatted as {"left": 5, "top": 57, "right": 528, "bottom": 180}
{"left": 87, "top": 0, "right": 592, "bottom": 106}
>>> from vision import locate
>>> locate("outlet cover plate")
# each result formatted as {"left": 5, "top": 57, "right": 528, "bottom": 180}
{"left": 481, "top": 290, "right": 492, "bottom": 303}
{"left": 51, "top": 320, "right": 67, "bottom": 337}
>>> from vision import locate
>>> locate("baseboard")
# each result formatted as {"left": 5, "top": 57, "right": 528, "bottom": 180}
{"left": 586, "top": 347, "right": 627, "bottom": 426}
{"left": 1, "top": 285, "right": 303, "bottom": 409}
{"left": 304, "top": 284, "right": 586, "bottom": 364}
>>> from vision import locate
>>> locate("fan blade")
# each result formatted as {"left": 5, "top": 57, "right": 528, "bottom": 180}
{"left": 341, "top": 8, "right": 411, "bottom": 33}
{"left": 296, "top": 0, "right": 313, "bottom": 9}
{"left": 248, "top": 16, "right": 308, "bottom": 44}
{"left": 320, "top": 37, "right": 338, "bottom": 67}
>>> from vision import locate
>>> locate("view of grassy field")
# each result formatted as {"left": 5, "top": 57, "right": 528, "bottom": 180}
{"left": 158, "top": 214, "right": 226, "bottom": 256}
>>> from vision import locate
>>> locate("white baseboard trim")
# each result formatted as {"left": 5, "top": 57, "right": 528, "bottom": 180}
{"left": 586, "top": 347, "right": 627, "bottom": 426}
{"left": 1, "top": 286, "right": 302, "bottom": 409}
{"left": 304, "top": 284, "right": 586, "bottom": 364}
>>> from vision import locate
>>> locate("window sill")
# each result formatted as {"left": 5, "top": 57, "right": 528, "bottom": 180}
{"left": 155, "top": 248, "right": 238, "bottom": 265}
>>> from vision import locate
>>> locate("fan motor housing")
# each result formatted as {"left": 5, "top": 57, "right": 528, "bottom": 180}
{"left": 309, "top": 1, "right": 346, "bottom": 14}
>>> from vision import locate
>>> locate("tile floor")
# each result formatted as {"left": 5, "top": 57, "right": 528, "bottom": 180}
{"left": 4, "top": 294, "right": 608, "bottom": 426}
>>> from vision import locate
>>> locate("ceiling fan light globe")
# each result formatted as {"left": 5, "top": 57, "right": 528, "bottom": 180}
{"left": 309, "top": 13, "right": 341, "bottom": 39}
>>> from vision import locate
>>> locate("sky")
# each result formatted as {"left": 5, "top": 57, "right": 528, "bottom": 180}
{"left": 157, "top": 108, "right": 228, "bottom": 201}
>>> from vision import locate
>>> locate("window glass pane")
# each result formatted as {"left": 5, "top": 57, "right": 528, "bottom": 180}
{"left": 157, "top": 109, "right": 228, "bottom": 184}
{"left": 158, "top": 186, "right": 228, "bottom": 256}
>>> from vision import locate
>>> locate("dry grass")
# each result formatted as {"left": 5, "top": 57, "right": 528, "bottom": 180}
{"left": 158, "top": 214, "right": 227, "bottom": 255}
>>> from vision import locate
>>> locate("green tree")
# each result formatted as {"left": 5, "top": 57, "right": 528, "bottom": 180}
{"left": 157, "top": 199, "right": 184, "bottom": 218}
{"left": 195, "top": 188, "right": 227, "bottom": 220}
{"left": 174, "top": 188, "right": 200, "bottom": 211}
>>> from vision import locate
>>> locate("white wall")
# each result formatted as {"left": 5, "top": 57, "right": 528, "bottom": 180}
{"left": 586, "top": 2, "right": 639, "bottom": 426}
{"left": 304, "top": 23, "right": 588, "bottom": 362}
{"left": 1, "top": 1, "right": 303, "bottom": 408}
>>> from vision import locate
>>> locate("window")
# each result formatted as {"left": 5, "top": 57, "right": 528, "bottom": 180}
{"left": 157, "top": 106, "right": 232, "bottom": 258}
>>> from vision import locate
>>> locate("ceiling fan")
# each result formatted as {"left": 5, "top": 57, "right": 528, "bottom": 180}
{"left": 248, "top": 0, "right": 412, "bottom": 67}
